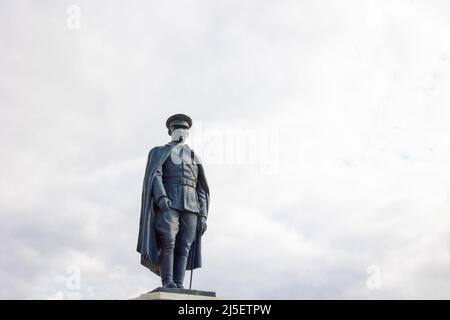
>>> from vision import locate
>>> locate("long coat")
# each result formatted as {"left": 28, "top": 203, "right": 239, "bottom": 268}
{"left": 136, "top": 142, "right": 210, "bottom": 275}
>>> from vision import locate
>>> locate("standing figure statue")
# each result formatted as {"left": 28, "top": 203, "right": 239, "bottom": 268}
{"left": 137, "top": 114, "right": 210, "bottom": 289}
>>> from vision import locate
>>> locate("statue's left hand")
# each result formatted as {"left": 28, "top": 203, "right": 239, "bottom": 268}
{"left": 197, "top": 216, "right": 207, "bottom": 235}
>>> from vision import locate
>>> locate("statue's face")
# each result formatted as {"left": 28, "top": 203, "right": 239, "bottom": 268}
{"left": 170, "top": 126, "right": 189, "bottom": 143}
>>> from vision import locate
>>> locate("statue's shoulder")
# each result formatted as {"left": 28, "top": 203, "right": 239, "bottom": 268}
{"left": 148, "top": 143, "right": 172, "bottom": 157}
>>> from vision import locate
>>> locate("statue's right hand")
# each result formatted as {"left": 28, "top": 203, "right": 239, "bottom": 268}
{"left": 157, "top": 196, "right": 171, "bottom": 210}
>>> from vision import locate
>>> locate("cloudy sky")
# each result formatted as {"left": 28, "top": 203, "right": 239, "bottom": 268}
{"left": 1, "top": 0, "right": 450, "bottom": 299}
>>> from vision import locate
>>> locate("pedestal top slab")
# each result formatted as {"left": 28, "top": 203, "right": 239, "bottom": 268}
{"left": 131, "top": 287, "right": 220, "bottom": 300}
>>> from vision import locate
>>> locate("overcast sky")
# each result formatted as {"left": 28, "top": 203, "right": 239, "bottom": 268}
{"left": 1, "top": 0, "right": 450, "bottom": 299}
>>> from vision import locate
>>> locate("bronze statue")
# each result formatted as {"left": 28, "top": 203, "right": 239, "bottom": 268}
{"left": 136, "top": 114, "right": 210, "bottom": 289}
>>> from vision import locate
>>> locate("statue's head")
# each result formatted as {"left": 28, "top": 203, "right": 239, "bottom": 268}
{"left": 166, "top": 113, "right": 192, "bottom": 144}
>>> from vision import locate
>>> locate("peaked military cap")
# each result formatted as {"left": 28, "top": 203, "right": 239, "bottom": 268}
{"left": 166, "top": 113, "right": 192, "bottom": 129}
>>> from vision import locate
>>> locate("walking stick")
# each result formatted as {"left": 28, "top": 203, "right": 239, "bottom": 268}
{"left": 189, "top": 232, "right": 198, "bottom": 290}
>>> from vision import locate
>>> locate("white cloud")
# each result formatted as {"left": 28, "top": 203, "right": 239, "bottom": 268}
{"left": 1, "top": 0, "right": 450, "bottom": 299}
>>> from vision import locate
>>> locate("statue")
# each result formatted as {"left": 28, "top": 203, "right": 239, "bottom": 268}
{"left": 136, "top": 114, "right": 210, "bottom": 289}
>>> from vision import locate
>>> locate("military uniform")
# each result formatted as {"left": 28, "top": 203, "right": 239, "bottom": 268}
{"left": 149, "top": 114, "right": 208, "bottom": 288}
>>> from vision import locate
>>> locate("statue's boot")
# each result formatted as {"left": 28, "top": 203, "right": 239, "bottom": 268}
{"left": 173, "top": 254, "right": 189, "bottom": 289}
{"left": 160, "top": 250, "right": 177, "bottom": 288}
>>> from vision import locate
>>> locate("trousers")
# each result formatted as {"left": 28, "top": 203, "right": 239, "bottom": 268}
{"left": 154, "top": 208, "right": 198, "bottom": 287}
{"left": 155, "top": 208, "right": 198, "bottom": 255}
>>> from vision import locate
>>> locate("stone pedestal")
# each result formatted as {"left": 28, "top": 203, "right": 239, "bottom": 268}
{"left": 131, "top": 287, "right": 220, "bottom": 300}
